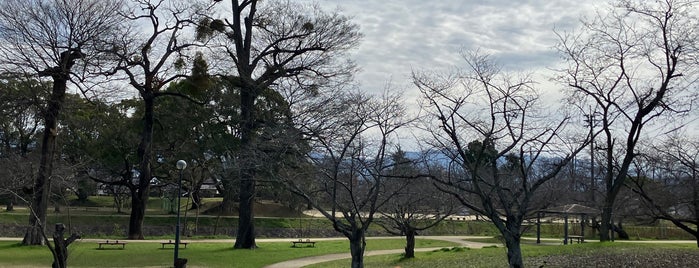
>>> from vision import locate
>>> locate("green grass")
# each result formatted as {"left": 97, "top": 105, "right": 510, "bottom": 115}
{"left": 4, "top": 237, "right": 696, "bottom": 268}
{"left": 0, "top": 238, "right": 458, "bottom": 268}
{"left": 69, "top": 195, "right": 123, "bottom": 207}
{"left": 307, "top": 242, "right": 699, "bottom": 268}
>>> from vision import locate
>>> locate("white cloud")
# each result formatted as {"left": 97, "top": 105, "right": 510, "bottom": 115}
{"left": 317, "top": 0, "right": 598, "bottom": 95}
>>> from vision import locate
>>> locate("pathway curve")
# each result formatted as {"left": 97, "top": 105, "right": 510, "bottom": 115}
{"left": 263, "top": 236, "right": 497, "bottom": 268}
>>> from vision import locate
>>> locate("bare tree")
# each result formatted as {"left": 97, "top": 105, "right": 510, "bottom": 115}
{"left": 629, "top": 135, "right": 699, "bottom": 246}
{"left": 556, "top": 0, "right": 699, "bottom": 241}
{"left": 0, "top": 0, "right": 125, "bottom": 245}
{"left": 284, "top": 89, "right": 409, "bottom": 268}
{"left": 376, "top": 150, "right": 457, "bottom": 259}
{"left": 204, "top": 0, "right": 361, "bottom": 249}
{"left": 414, "top": 51, "right": 589, "bottom": 268}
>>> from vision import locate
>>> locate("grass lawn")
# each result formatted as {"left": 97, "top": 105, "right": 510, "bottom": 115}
{"left": 307, "top": 242, "right": 699, "bottom": 268}
{"left": 0, "top": 238, "right": 458, "bottom": 268}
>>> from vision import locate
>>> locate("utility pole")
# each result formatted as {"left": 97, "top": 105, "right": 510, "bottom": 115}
{"left": 583, "top": 107, "right": 596, "bottom": 205}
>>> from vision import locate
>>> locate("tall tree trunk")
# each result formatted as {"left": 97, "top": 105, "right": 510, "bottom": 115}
{"left": 234, "top": 173, "right": 256, "bottom": 248}
{"left": 404, "top": 228, "right": 416, "bottom": 258}
{"left": 234, "top": 86, "right": 257, "bottom": 249}
{"left": 503, "top": 234, "right": 523, "bottom": 268}
{"left": 127, "top": 188, "right": 147, "bottom": 239}
{"left": 599, "top": 191, "right": 616, "bottom": 241}
{"left": 348, "top": 229, "right": 366, "bottom": 268}
{"left": 23, "top": 77, "right": 68, "bottom": 246}
{"left": 494, "top": 219, "right": 524, "bottom": 268}
{"left": 128, "top": 95, "right": 155, "bottom": 239}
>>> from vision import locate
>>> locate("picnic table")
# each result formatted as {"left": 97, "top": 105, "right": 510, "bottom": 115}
{"left": 291, "top": 239, "right": 316, "bottom": 248}
{"left": 161, "top": 240, "right": 189, "bottom": 249}
{"left": 98, "top": 240, "right": 126, "bottom": 249}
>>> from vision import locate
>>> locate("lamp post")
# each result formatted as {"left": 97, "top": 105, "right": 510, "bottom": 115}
{"left": 174, "top": 160, "right": 187, "bottom": 268}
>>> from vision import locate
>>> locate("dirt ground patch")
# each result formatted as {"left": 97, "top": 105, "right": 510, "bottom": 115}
{"left": 526, "top": 248, "right": 699, "bottom": 267}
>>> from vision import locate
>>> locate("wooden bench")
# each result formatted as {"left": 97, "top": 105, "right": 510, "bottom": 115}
{"left": 98, "top": 240, "right": 126, "bottom": 249}
{"left": 291, "top": 239, "right": 316, "bottom": 248}
{"left": 566, "top": 235, "right": 584, "bottom": 244}
{"left": 161, "top": 240, "right": 189, "bottom": 249}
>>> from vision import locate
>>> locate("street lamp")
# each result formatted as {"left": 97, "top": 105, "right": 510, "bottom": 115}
{"left": 174, "top": 160, "right": 187, "bottom": 268}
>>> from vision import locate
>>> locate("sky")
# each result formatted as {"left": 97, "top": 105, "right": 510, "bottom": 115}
{"left": 313, "top": 0, "right": 599, "bottom": 100}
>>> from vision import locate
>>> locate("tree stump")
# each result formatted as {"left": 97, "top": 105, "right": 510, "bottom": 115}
{"left": 52, "top": 223, "right": 80, "bottom": 268}
{"left": 175, "top": 258, "right": 188, "bottom": 268}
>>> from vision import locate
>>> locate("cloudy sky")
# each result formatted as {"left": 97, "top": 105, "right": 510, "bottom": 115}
{"left": 314, "top": 0, "right": 599, "bottom": 99}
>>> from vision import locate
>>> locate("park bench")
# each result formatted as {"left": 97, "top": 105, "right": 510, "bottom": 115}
{"left": 161, "top": 240, "right": 189, "bottom": 249}
{"left": 566, "top": 235, "right": 584, "bottom": 244}
{"left": 98, "top": 240, "right": 126, "bottom": 249}
{"left": 291, "top": 239, "right": 316, "bottom": 248}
